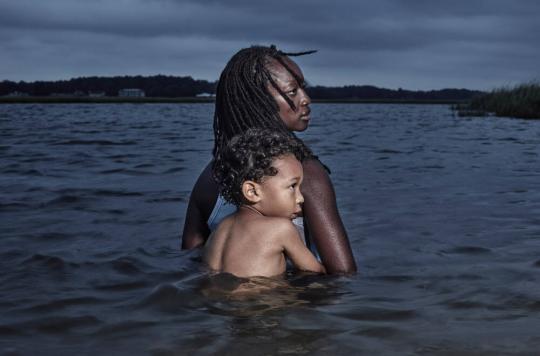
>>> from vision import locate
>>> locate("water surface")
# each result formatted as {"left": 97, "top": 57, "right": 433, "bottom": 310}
{"left": 1, "top": 103, "right": 540, "bottom": 355}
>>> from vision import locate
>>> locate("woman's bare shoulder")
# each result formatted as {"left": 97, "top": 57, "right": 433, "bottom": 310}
{"left": 301, "top": 158, "right": 334, "bottom": 195}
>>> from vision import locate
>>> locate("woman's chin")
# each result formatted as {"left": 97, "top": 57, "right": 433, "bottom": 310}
{"left": 295, "top": 122, "right": 310, "bottom": 132}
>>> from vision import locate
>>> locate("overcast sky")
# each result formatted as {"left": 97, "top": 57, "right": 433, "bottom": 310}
{"left": 1, "top": 0, "right": 539, "bottom": 90}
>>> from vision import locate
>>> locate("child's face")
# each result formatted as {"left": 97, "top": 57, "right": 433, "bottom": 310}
{"left": 257, "top": 154, "right": 304, "bottom": 219}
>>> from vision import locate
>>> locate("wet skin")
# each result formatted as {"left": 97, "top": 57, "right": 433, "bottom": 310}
{"left": 181, "top": 54, "right": 357, "bottom": 274}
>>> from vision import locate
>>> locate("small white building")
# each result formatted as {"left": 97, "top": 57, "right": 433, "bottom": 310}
{"left": 118, "top": 88, "right": 145, "bottom": 97}
{"left": 196, "top": 92, "right": 216, "bottom": 98}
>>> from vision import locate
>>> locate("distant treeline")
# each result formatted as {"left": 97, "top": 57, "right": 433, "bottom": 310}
{"left": 0, "top": 75, "right": 215, "bottom": 97}
{"left": 308, "top": 85, "right": 482, "bottom": 101}
{"left": 0, "top": 75, "right": 483, "bottom": 100}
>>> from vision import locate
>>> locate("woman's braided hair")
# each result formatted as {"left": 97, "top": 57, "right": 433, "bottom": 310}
{"left": 212, "top": 45, "right": 316, "bottom": 175}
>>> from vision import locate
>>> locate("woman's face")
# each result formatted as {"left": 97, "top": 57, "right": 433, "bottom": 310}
{"left": 267, "top": 57, "right": 312, "bottom": 132}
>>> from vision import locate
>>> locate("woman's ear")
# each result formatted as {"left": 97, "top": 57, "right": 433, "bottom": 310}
{"left": 242, "top": 181, "right": 261, "bottom": 203}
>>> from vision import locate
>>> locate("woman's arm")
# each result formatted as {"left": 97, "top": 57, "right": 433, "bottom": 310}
{"left": 301, "top": 158, "right": 357, "bottom": 274}
{"left": 181, "top": 162, "right": 219, "bottom": 249}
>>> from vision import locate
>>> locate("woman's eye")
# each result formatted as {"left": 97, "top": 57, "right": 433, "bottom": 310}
{"left": 287, "top": 88, "right": 297, "bottom": 96}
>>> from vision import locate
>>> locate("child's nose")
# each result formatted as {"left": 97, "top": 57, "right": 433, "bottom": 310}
{"left": 297, "top": 191, "right": 304, "bottom": 204}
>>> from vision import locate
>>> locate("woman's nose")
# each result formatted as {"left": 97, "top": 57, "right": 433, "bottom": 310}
{"left": 300, "top": 88, "right": 311, "bottom": 106}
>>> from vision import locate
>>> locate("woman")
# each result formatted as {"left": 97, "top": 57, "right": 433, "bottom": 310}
{"left": 181, "top": 45, "right": 356, "bottom": 274}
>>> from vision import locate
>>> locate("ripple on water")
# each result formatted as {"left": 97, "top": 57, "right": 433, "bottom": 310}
{"left": 21, "top": 297, "right": 106, "bottom": 313}
{"left": 139, "top": 283, "right": 194, "bottom": 313}
{"left": 37, "top": 232, "right": 76, "bottom": 242}
{"left": 98, "top": 168, "right": 152, "bottom": 175}
{"left": 23, "top": 315, "right": 101, "bottom": 334}
{"left": 92, "top": 280, "right": 149, "bottom": 292}
{"left": 353, "top": 326, "right": 403, "bottom": 338}
{"left": 52, "top": 139, "right": 137, "bottom": 146}
{"left": 162, "top": 167, "right": 186, "bottom": 174}
{"left": 0, "top": 202, "right": 30, "bottom": 212}
{"left": 92, "top": 189, "right": 143, "bottom": 197}
{"left": 92, "top": 320, "right": 158, "bottom": 337}
{"left": 439, "top": 246, "right": 492, "bottom": 255}
{"left": 335, "top": 307, "right": 417, "bottom": 321}
{"left": 371, "top": 275, "right": 416, "bottom": 283}
{"left": 108, "top": 256, "right": 147, "bottom": 275}
{"left": 22, "top": 254, "right": 69, "bottom": 270}
{"left": 41, "top": 195, "right": 88, "bottom": 209}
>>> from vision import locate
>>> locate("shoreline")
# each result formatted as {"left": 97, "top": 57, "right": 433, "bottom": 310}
{"left": 0, "top": 96, "right": 465, "bottom": 105}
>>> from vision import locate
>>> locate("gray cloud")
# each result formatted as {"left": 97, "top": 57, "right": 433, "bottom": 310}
{"left": 1, "top": 0, "right": 539, "bottom": 89}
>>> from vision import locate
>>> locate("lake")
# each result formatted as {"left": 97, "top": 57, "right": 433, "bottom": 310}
{"left": 1, "top": 103, "right": 540, "bottom": 355}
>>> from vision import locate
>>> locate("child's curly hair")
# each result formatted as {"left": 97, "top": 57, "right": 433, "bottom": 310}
{"left": 213, "top": 128, "right": 305, "bottom": 206}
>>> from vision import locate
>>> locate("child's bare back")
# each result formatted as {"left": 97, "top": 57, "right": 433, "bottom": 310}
{"left": 205, "top": 207, "right": 324, "bottom": 277}
{"left": 204, "top": 211, "right": 289, "bottom": 277}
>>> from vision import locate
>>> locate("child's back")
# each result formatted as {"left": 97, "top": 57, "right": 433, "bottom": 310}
{"left": 205, "top": 212, "right": 289, "bottom": 277}
{"left": 202, "top": 129, "right": 325, "bottom": 278}
{"left": 205, "top": 208, "right": 324, "bottom": 277}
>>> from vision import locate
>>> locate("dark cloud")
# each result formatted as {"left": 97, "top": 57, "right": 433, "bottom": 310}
{"left": 1, "top": 0, "right": 539, "bottom": 89}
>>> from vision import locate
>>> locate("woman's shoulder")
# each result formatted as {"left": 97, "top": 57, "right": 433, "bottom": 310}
{"left": 301, "top": 158, "right": 334, "bottom": 192}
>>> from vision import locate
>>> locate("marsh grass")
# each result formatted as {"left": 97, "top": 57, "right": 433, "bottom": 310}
{"left": 454, "top": 82, "right": 540, "bottom": 119}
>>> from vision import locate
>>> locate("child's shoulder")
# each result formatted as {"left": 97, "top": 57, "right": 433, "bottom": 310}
{"left": 215, "top": 213, "right": 236, "bottom": 229}
{"left": 254, "top": 216, "right": 299, "bottom": 240}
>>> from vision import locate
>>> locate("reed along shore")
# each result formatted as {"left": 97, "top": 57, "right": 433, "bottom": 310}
{"left": 455, "top": 82, "right": 540, "bottom": 119}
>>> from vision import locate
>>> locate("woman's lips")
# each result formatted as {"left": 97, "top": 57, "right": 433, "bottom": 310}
{"left": 300, "top": 108, "right": 311, "bottom": 121}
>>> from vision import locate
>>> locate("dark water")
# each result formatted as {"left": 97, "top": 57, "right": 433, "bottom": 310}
{"left": 1, "top": 103, "right": 540, "bottom": 355}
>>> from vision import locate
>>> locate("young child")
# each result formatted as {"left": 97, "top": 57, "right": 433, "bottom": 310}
{"left": 203, "top": 129, "right": 326, "bottom": 278}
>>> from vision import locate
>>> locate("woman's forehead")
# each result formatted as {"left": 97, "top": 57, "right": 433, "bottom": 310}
{"left": 266, "top": 57, "right": 304, "bottom": 81}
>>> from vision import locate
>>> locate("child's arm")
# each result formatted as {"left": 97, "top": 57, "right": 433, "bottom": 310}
{"left": 278, "top": 222, "right": 326, "bottom": 274}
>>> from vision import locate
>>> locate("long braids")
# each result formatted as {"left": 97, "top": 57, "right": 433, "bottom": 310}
{"left": 213, "top": 45, "right": 317, "bottom": 170}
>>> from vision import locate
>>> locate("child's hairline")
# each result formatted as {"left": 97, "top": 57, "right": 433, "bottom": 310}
{"left": 246, "top": 152, "right": 300, "bottom": 183}
{"left": 236, "top": 153, "right": 302, "bottom": 206}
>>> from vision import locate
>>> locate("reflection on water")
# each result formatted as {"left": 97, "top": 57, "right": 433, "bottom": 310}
{"left": 1, "top": 103, "right": 540, "bottom": 354}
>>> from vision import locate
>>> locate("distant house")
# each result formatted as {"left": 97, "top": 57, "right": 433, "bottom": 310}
{"left": 118, "top": 88, "right": 145, "bottom": 97}
{"left": 89, "top": 91, "right": 106, "bottom": 97}
{"left": 196, "top": 92, "right": 215, "bottom": 98}
{"left": 50, "top": 91, "right": 85, "bottom": 97}
{"left": 5, "top": 91, "right": 29, "bottom": 97}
